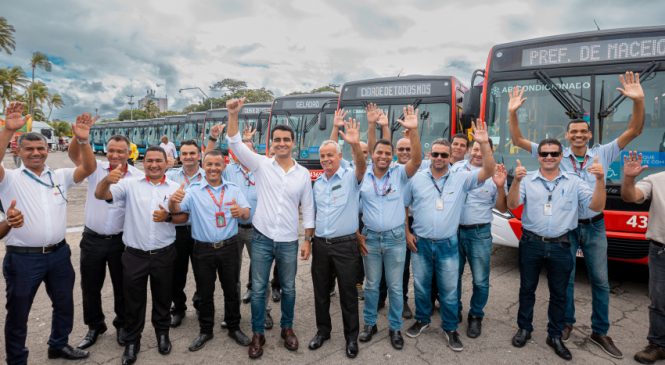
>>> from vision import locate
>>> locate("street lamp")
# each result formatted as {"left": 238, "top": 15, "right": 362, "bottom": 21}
{"left": 179, "top": 87, "right": 212, "bottom": 110}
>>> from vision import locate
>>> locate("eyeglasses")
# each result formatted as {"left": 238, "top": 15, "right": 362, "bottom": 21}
{"left": 397, "top": 147, "right": 411, "bottom": 152}
{"left": 538, "top": 151, "right": 562, "bottom": 158}
{"left": 430, "top": 152, "right": 450, "bottom": 158}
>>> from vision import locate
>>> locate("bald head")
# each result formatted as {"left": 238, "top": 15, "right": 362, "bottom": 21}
{"left": 396, "top": 138, "right": 411, "bottom": 164}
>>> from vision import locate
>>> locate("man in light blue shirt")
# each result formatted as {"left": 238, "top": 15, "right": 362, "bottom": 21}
{"left": 358, "top": 105, "right": 422, "bottom": 350}
{"left": 508, "top": 71, "right": 644, "bottom": 358}
{"left": 169, "top": 148, "right": 252, "bottom": 351}
{"left": 507, "top": 138, "right": 606, "bottom": 361}
{"left": 403, "top": 120, "right": 496, "bottom": 352}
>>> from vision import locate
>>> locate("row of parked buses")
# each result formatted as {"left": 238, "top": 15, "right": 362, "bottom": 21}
{"left": 90, "top": 26, "right": 665, "bottom": 265}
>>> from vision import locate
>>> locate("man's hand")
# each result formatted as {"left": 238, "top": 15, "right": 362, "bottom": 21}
{"left": 406, "top": 231, "right": 417, "bottom": 253}
{"left": 623, "top": 150, "right": 648, "bottom": 178}
{"left": 242, "top": 125, "right": 255, "bottom": 140}
{"left": 493, "top": 163, "right": 507, "bottom": 188}
{"left": 226, "top": 97, "right": 245, "bottom": 116}
{"left": 4, "top": 102, "right": 29, "bottom": 131}
{"left": 514, "top": 159, "right": 527, "bottom": 182}
{"left": 508, "top": 86, "right": 526, "bottom": 113}
{"left": 6, "top": 200, "right": 23, "bottom": 228}
{"left": 211, "top": 123, "right": 226, "bottom": 139}
{"left": 72, "top": 113, "right": 96, "bottom": 141}
{"left": 397, "top": 105, "right": 419, "bottom": 130}
{"left": 366, "top": 103, "right": 380, "bottom": 124}
{"left": 471, "top": 118, "right": 489, "bottom": 144}
{"left": 153, "top": 204, "right": 170, "bottom": 222}
{"left": 357, "top": 233, "right": 368, "bottom": 256}
{"left": 300, "top": 240, "right": 311, "bottom": 260}
{"left": 339, "top": 118, "right": 360, "bottom": 145}
{"left": 105, "top": 164, "right": 124, "bottom": 184}
{"left": 617, "top": 71, "right": 644, "bottom": 101}
{"left": 229, "top": 199, "right": 243, "bottom": 218}
{"left": 588, "top": 156, "right": 605, "bottom": 181}
{"left": 166, "top": 157, "right": 176, "bottom": 168}
{"left": 377, "top": 109, "right": 389, "bottom": 128}
{"left": 334, "top": 109, "right": 347, "bottom": 128}
{"left": 170, "top": 183, "right": 186, "bottom": 204}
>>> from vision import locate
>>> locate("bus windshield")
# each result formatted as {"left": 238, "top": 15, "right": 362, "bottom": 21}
{"left": 300, "top": 112, "right": 333, "bottom": 161}
{"left": 270, "top": 112, "right": 310, "bottom": 159}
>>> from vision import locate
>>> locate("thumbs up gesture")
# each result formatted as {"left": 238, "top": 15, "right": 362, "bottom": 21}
{"left": 153, "top": 204, "right": 170, "bottom": 222}
{"left": 6, "top": 200, "right": 24, "bottom": 228}
{"left": 514, "top": 159, "right": 527, "bottom": 181}
{"left": 106, "top": 164, "right": 124, "bottom": 184}
{"left": 170, "top": 182, "right": 186, "bottom": 204}
{"left": 588, "top": 156, "right": 605, "bottom": 181}
{"left": 229, "top": 199, "right": 242, "bottom": 218}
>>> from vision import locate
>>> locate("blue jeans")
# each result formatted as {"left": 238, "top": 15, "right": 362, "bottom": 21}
{"left": 457, "top": 224, "right": 493, "bottom": 318}
{"left": 565, "top": 218, "right": 610, "bottom": 335}
{"left": 3, "top": 243, "right": 75, "bottom": 365}
{"left": 648, "top": 241, "right": 665, "bottom": 348}
{"left": 362, "top": 225, "right": 406, "bottom": 331}
{"left": 517, "top": 235, "right": 573, "bottom": 338}
{"left": 412, "top": 235, "right": 460, "bottom": 332}
{"left": 250, "top": 230, "right": 298, "bottom": 334}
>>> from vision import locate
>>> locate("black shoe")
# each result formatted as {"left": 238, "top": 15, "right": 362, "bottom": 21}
{"left": 467, "top": 315, "right": 482, "bottom": 339}
{"left": 77, "top": 324, "right": 108, "bottom": 349}
{"left": 121, "top": 343, "right": 140, "bottom": 365}
{"left": 308, "top": 332, "right": 330, "bottom": 350}
{"left": 117, "top": 328, "right": 127, "bottom": 346}
{"left": 265, "top": 311, "right": 274, "bottom": 330}
{"left": 189, "top": 333, "right": 214, "bottom": 352}
{"left": 272, "top": 288, "right": 281, "bottom": 302}
{"left": 546, "top": 336, "right": 572, "bottom": 361}
{"left": 157, "top": 334, "right": 171, "bottom": 355}
{"left": 512, "top": 329, "right": 532, "bottom": 348}
{"left": 242, "top": 289, "right": 252, "bottom": 304}
{"left": 359, "top": 324, "right": 378, "bottom": 342}
{"left": 346, "top": 339, "right": 359, "bottom": 358}
{"left": 389, "top": 330, "right": 404, "bottom": 350}
{"left": 229, "top": 329, "right": 251, "bottom": 346}
{"left": 406, "top": 321, "right": 430, "bottom": 338}
{"left": 170, "top": 312, "right": 185, "bottom": 328}
{"left": 220, "top": 320, "right": 228, "bottom": 329}
{"left": 402, "top": 301, "right": 413, "bottom": 319}
{"left": 47, "top": 344, "right": 90, "bottom": 360}
{"left": 444, "top": 330, "right": 464, "bottom": 352}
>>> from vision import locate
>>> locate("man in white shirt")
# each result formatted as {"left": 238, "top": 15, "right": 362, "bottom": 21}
{"left": 225, "top": 98, "right": 315, "bottom": 359}
{"left": 160, "top": 135, "right": 177, "bottom": 160}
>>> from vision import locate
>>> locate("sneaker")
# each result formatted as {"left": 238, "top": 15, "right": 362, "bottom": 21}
{"left": 561, "top": 324, "right": 573, "bottom": 342}
{"left": 356, "top": 284, "right": 364, "bottom": 301}
{"left": 406, "top": 321, "right": 430, "bottom": 338}
{"left": 589, "top": 333, "right": 623, "bottom": 359}
{"left": 444, "top": 330, "right": 464, "bottom": 352}
{"left": 402, "top": 301, "right": 413, "bottom": 319}
{"left": 242, "top": 289, "right": 252, "bottom": 304}
{"left": 634, "top": 344, "right": 665, "bottom": 364}
{"left": 466, "top": 315, "right": 482, "bottom": 339}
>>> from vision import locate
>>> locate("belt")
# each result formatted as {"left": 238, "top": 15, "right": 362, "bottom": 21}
{"left": 6, "top": 240, "right": 66, "bottom": 254}
{"left": 652, "top": 240, "right": 665, "bottom": 248}
{"left": 313, "top": 234, "right": 357, "bottom": 245}
{"left": 194, "top": 237, "right": 237, "bottom": 249}
{"left": 579, "top": 212, "right": 604, "bottom": 224}
{"left": 125, "top": 244, "right": 173, "bottom": 255}
{"left": 84, "top": 226, "right": 122, "bottom": 240}
{"left": 459, "top": 223, "right": 491, "bottom": 230}
{"left": 522, "top": 230, "right": 570, "bottom": 243}
{"left": 239, "top": 224, "right": 253, "bottom": 229}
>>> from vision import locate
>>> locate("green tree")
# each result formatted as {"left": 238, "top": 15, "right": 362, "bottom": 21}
{"left": 288, "top": 84, "right": 339, "bottom": 95}
{"left": 143, "top": 99, "right": 159, "bottom": 118}
{"left": 210, "top": 78, "right": 247, "bottom": 94}
{"left": 0, "top": 66, "right": 27, "bottom": 111}
{"left": 159, "top": 110, "right": 182, "bottom": 117}
{"left": 0, "top": 17, "right": 16, "bottom": 55}
{"left": 46, "top": 93, "right": 64, "bottom": 121}
{"left": 29, "top": 52, "right": 52, "bottom": 115}
{"left": 47, "top": 120, "right": 72, "bottom": 137}
{"left": 118, "top": 109, "right": 148, "bottom": 121}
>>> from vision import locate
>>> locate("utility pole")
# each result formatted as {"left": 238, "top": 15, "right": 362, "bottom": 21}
{"left": 127, "top": 95, "right": 135, "bottom": 120}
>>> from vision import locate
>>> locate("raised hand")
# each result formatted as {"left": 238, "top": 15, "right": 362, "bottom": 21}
{"left": 514, "top": 159, "right": 527, "bottom": 181}
{"left": 153, "top": 204, "right": 169, "bottom": 222}
{"left": 334, "top": 109, "right": 347, "bottom": 128}
{"left": 211, "top": 123, "right": 226, "bottom": 139}
{"left": 6, "top": 200, "right": 24, "bottom": 228}
{"left": 105, "top": 164, "right": 124, "bottom": 184}
{"left": 366, "top": 103, "right": 380, "bottom": 124}
{"left": 508, "top": 86, "right": 526, "bottom": 113}
{"left": 623, "top": 150, "right": 648, "bottom": 178}
{"left": 73, "top": 113, "right": 96, "bottom": 141}
{"left": 471, "top": 118, "right": 489, "bottom": 144}
{"left": 226, "top": 97, "right": 245, "bottom": 115}
{"left": 4, "top": 101, "right": 29, "bottom": 131}
{"left": 339, "top": 118, "right": 360, "bottom": 145}
{"left": 493, "top": 163, "right": 507, "bottom": 188}
{"left": 588, "top": 156, "right": 605, "bottom": 181}
{"left": 617, "top": 71, "right": 644, "bottom": 101}
{"left": 242, "top": 124, "right": 256, "bottom": 140}
{"left": 397, "top": 105, "right": 419, "bottom": 130}
{"left": 170, "top": 182, "right": 186, "bottom": 204}
{"left": 229, "top": 199, "right": 242, "bottom": 218}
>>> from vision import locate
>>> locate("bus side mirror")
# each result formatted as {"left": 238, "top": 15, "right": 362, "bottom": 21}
{"left": 318, "top": 115, "right": 327, "bottom": 130}
{"left": 461, "top": 84, "right": 482, "bottom": 129}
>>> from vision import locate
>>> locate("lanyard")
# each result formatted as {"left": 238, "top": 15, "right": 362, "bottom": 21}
{"left": 569, "top": 154, "right": 590, "bottom": 174}
{"left": 184, "top": 171, "right": 202, "bottom": 186}
{"left": 539, "top": 177, "right": 562, "bottom": 203}
{"left": 239, "top": 167, "right": 255, "bottom": 186}
{"left": 429, "top": 174, "right": 448, "bottom": 197}
{"left": 205, "top": 185, "right": 226, "bottom": 212}
{"left": 22, "top": 169, "right": 68, "bottom": 202}
{"left": 370, "top": 171, "right": 391, "bottom": 196}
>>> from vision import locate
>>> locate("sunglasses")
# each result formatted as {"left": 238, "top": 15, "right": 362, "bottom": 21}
{"left": 397, "top": 147, "right": 411, "bottom": 152}
{"left": 431, "top": 152, "right": 450, "bottom": 158}
{"left": 538, "top": 151, "right": 562, "bottom": 158}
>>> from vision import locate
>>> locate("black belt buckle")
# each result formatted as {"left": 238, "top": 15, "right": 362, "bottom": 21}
{"left": 42, "top": 244, "right": 57, "bottom": 253}
{"left": 148, "top": 248, "right": 160, "bottom": 255}
{"left": 212, "top": 240, "right": 226, "bottom": 249}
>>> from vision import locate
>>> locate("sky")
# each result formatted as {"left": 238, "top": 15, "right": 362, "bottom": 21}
{"left": 2, "top": 0, "right": 665, "bottom": 121}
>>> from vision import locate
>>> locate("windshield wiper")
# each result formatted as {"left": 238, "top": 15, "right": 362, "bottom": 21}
{"left": 535, "top": 69, "right": 586, "bottom": 119}
{"left": 391, "top": 99, "right": 423, "bottom": 134}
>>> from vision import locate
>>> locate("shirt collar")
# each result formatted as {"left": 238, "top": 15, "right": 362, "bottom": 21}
{"left": 200, "top": 179, "right": 229, "bottom": 190}
{"left": 532, "top": 169, "right": 568, "bottom": 182}
{"left": 143, "top": 175, "right": 167, "bottom": 185}
{"left": 426, "top": 167, "right": 450, "bottom": 180}
{"left": 20, "top": 164, "right": 52, "bottom": 177}
{"left": 563, "top": 146, "right": 592, "bottom": 159}
{"left": 318, "top": 166, "right": 346, "bottom": 182}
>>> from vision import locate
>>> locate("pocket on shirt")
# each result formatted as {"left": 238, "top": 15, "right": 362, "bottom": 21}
{"left": 331, "top": 192, "right": 347, "bottom": 207}
{"left": 562, "top": 200, "right": 573, "bottom": 211}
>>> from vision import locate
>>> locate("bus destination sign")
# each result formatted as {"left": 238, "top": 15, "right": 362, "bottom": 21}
{"left": 356, "top": 82, "right": 433, "bottom": 98}
{"left": 279, "top": 99, "right": 330, "bottom": 110}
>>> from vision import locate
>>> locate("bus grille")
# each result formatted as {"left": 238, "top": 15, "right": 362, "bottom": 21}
{"left": 607, "top": 238, "right": 649, "bottom": 260}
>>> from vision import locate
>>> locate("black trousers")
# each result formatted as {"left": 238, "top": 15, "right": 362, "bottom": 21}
{"left": 122, "top": 245, "right": 176, "bottom": 344}
{"left": 311, "top": 237, "right": 361, "bottom": 340}
{"left": 79, "top": 229, "right": 125, "bottom": 330}
{"left": 379, "top": 217, "right": 413, "bottom": 304}
{"left": 193, "top": 240, "right": 241, "bottom": 334}
{"left": 172, "top": 225, "right": 199, "bottom": 313}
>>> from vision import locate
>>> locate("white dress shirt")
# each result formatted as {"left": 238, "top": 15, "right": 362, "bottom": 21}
{"left": 227, "top": 132, "right": 314, "bottom": 242}
{"left": 0, "top": 165, "right": 77, "bottom": 246}
{"left": 160, "top": 142, "right": 177, "bottom": 159}
{"left": 85, "top": 160, "right": 144, "bottom": 235}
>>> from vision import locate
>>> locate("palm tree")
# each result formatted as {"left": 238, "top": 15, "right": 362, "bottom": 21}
{"left": 0, "top": 66, "right": 27, "bottom": 111}
{"left": 0, "top": 17, "right": 15, "bottom": 55}
{"left": 143, "top": 99, "right": 159, "bottom": 118}
{"left": 26, "top": 81, "right": 49, "bottom": 119}
{"left": 29, "top": 51, "right": 52, "bottom": 114}
{"left": 46, "top": 93, "right": 64, "bottom": 121}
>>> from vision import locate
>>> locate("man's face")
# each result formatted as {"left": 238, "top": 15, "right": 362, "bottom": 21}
{"left": 430, "top": 144, "right": 451, "bottom": 170}
{"left": 372, "top": 143, "right": 393, "bottom": 170}
{"left": 271, "top": 130, "right": 293, "bottom": 158}
{"left": 143, "top": 151, "right": 168, "bottom": 179}
{"left": 19, "top": 139, "right": 48, "bottom": 170}
{"left": 179, "top": 145, "right": 200, "bottom": 168}
{"left": 161, "top": 137, "right": 168, "bottom": 144}
{"left": 319, "top": 143, "right": 341, "bottom": 175}
{"left": 565, "top": 121, "right": 591, "bottom": 149}
{"left": 396, "top": 138, "right": 411, "bottom": 164}
{"left": 203, "top": 154, "right": 225, "bottom": 181}
{"left": 451, "top": 137, "right": 468, "bottom": 162}
{"left": 360, "top": 142, "right": 369, "bottom": 160}
{"left": 538, "top": 144, "right": 563, "bottom": 171}
{"left": 470, "top": 141, "right": 483, "bottom": 166}
{"left": 106, "top": 140, "right": 129, "bottom": 169}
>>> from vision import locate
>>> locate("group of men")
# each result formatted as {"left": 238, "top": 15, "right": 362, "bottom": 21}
{"left": 0, "top": 69, "right": 663, "bottom": 365}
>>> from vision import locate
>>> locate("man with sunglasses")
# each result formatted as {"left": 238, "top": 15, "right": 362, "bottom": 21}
{"left": 508, "top": 138, "right": 606, "bottom": 361}
{"left": 508, "top": 71, "right": 644, "bottom": 359}
{"left": 225, "top": 98, "right": 315, "bottom": 359}
{"left": 404, "top": 121, "right": 496, "bottom": 352}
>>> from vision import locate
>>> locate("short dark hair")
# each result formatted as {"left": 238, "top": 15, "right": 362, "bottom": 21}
{"left": 180, "top": 139, "right": 199, "bottom": 150}
{"left": 472, "top": 138, "right": 493, "bottom": 150}
{"left": 203, "top": 148, "right": 225, "bottom": 161}
{"left": 431, "top": 138, "right": 451, "bottom": 149}
{"left": 451, "top": 133, "right": 469, "bottom": 147}
{"left": 373, "top": 138, "right": 393, "bottom": 153}
{"left": 18, "top": 132, "right": 48, "bottom": 146}
{"left": 271, "top": 124, "right": 295, "bottom": 140}
{"left": 145, "top": 146, "right": 167, "bottom": 160}
{"left": 566, "top": 119, "right": 590, "bottom": 131}
{"left": 107, "top": 135, "right": 130, "bottom": 149}
{"left": 537, "top": 138, "right": 563, "bottom": 154}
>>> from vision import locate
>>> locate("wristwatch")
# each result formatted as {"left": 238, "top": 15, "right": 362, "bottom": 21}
{"left": 208, "top": 136, "right": 218, "bottom": 142}
{"left": 304, "top": 235, "right": 313, "bottom": 242}
{"left": 76, "top": 138, "right": 89, "bottom": 145}
{"left": 165, "top": 214, "right": 173, "bottom": 223}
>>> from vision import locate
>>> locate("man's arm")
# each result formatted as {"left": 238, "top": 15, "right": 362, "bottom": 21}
{"left": 329, "top": 109, "right": 346, "bottom": 141}
{"left": 587, "top": 157, "right": 607, "bottom": 212}
{"left": 95, "top": 164, "right": 124, "bottom": 200}
{"left": 206, "top": 124, "right": 225, "bottom": 152}
{"left": 71, "top": 113, "right": 98, "bottom": 183}
{"left": 493, "top": 164, "right": 508, "bottom": 213}
{"left": 615, "top": 71, "right": 646, "bottom": 149}
{"left": 338, "top": 118, "right": 367, "bottom": 182}
{"left": 507, "top": 160, "right": 526, "bottom": 210}
{"left": 366, "top": 103, "right": 379, "bottom": 154}
{"left": 67, "top": 138, "right": 82, "bottom": 166}
{"left": 621, "top": 151, "right": 649, "bottom": 203}
{"left": 507, "top": 87, "right": 534, "bottom": 153}
{"left": 471, "top": 119, "right": 496, "bottom": 182}
{"left": 402, "top": 106, "right": 422, "bottom": 177}
{"left": 226, "top": 98, "right": 263, "bottom": 171}
{"left": 0, "top": 102, "right": 28, "bottom": 182}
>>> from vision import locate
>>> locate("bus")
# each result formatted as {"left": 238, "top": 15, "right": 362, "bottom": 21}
{"left": 463, "top": 26, "right": 665, "bottom": 264}
{"left": 90, "top": 124, "right": 105, "bottom": 153}
{"left": 268, "top": 93, "right": 339, "bottom": 179}
{"left": 238, "top": 103, "right": 272, "bottom": 154}
{"left": 204, "top": 108, "right": 228, "bottom": 151}
{"left": 178, "top": 111, "right": 206, "bottom": 147}
{"left": 339, "top": 75, "right": 467, "bottom": 161}
{"left": 165, "top": 115, "right": 186, "bottom": 149}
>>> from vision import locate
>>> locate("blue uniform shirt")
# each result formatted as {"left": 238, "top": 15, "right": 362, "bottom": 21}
{"left": 519, "top": 170, "right": 594, "bottom": 237}
{"left": 406, "top": 168, "right": 481, "bottom": 239}
{"left": 360, "top": 164, "right": 410, "bottom": 232}
{"left": 313, "top": 166, "right": 360, "bottom": 238}
{"left": 453, "top": 160, "right": 503, "bottom": 225}
{"left": 166, "top": 166, "right": 205, "bottom": 187}
{"left": 222, "top": 163, "right": 257, "bottom": 225}
{"left": 530, "top": 139, "right": 621, "bottom": 219}
{"left": 179, "top": 180, "right": 250, "bottom": 242}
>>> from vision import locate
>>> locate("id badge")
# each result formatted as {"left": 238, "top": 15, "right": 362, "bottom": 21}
{"left": 215, "top": 212, "right": 227, "bottom": 228}
{"left": 435, "top": 198, "right": 444, "bottom": 210}
{"left": 543, "top": 203, "right": 553, "bottom": 216}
